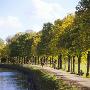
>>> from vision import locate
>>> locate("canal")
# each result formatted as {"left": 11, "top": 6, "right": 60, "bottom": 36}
{"left": 0, "top": 68, "right": 34, "bottom": 90}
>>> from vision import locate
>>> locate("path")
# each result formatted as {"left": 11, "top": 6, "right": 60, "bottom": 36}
{"left": 24, "top": 64, "right": 90, "bottom": 89}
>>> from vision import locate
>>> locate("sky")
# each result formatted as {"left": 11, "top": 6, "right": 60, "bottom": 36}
{"left": 0, "top": 0, "right": 80, "bottom": 40}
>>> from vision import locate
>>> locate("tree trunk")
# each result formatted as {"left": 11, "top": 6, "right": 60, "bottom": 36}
{"left": 86, "top": 51, "right": 90, "bottom": 77}
{"left": 24, "top": 56, "right": 26, "bottom": 64}
{"left": 34, "top": 56, "right": 37, "bottom": 65}
{"left": 51, "top": 56, "right": 54, "bottom": 67}
{"left": 45, "top": 56, "right": 48, "bottom": 65}
{"left": 32, "top": 56, "right": 34, "bottom": 64}
{"left": 7, "top": 57, "right": 9, "bottom": 64}
{"left": 19, "top": 56, "right": 21, "bottom": 64}
{"left": 21, "top": 57, "right": 23, "bottom": 64}
{"left": 43, "top": 56, "right": 45, "bottom": 63}
{"left": 67, "top": 55, "right": 71, "bottom": 72}
{"left": 50, "top": 57, "right": 52, "bottom": 66}
{"left": 37, "top": 56, "right": 39, "bottom": 65}
{"left": 78, "top": 54, "right": 81, "bottom": 75}
{"left": 71, "top": 57, "right": 73, "bottom": 73}
{"left": 16, "top": 56, "right": 18, "bottom": 64}
{"left": 72, "top": 56, "right": 75, "bottom": 73}
{"left": 60, "top": 53, "right": 62, "bottom": 69}
{"left": 58, "top": 54, "right": 62, "bottom": 69}
{"left": 58, "top": 55, "right": 60, "bottom": 69}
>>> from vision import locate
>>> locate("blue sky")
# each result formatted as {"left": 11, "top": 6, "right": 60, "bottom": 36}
{"left": 0, "top": 0, "right": 80, "bottom": 40}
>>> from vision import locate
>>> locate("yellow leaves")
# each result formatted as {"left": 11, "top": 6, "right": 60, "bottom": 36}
{"left": 61, "top": 14, "right": 75, "bottom": 31}
{"left": 33, "top": 33, "right": 41, "bottom": 46}
{"left": 53, "top": 14, "right": 75, "bottom": 40}
{"left": 0, "top": 39, "right": 5, "bottom": 53}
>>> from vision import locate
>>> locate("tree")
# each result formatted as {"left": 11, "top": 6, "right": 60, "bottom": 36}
{"left": 75, "top": 0, "right": 90, "bottom": 51}
{"left": 7, "top": 31, "right": 36, "bottom": 63}
{"left": 56, "top": 14, "right": 75, "bottom": 70}
{"left": 75, "top": 0, "right": 90, "bottom": 75}
{"left": 37, "top": 22, "right": 53, "bottom": 56}
{"left": 49, "top": 19, "right": 63, "bottom": 55}
{"left": 0, "top": 38, "right": 5, "bottom": 57}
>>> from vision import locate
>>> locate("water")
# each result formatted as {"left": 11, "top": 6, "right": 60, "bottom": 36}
{"left": 0, "top": 68, "right": 34, "bottom": 90}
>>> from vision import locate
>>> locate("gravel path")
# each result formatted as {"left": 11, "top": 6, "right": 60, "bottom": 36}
{"left": 24, "top": 64, "right": 90, "bottom": 89}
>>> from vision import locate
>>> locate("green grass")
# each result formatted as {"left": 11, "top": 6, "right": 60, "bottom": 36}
{"left": 24, "top": 64, "right": 80, "bottom": 90}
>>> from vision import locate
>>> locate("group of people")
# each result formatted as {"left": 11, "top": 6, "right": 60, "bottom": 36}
{"left": 40, "top": 58, "right": 57, "bottom": 69}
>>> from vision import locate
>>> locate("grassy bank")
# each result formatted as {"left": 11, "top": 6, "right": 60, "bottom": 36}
{"left": 0, "top": 64, "right": 80, "bottom": 90}
{"left": 23, "top": 65, "right": 74, "bottom": 90}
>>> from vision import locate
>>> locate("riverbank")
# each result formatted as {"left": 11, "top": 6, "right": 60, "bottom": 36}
{"left": 0, "top": 67, "right": 33, "bottom": 90}
{"left": 23, "top": 64, "right": 90, "bottom": 90}
{"left": 0, "top": 64, "right": 75, "bottom": 90}
{"left": 0, "top": 64, "right": 90, "bottom": 90}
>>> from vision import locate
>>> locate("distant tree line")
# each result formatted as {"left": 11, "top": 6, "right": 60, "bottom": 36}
{"left": 0, "top": 0, "right": 90, "bottom": 77}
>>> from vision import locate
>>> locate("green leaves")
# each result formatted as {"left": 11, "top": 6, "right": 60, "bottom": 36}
{"left": 0, "top": 38, "right": 5, "bottom": 57}
{"left": 75, "top": 0, "right": 90, "bottom": 52}
{"left": 76, "top": 0, "right": 90, "bottom": 12}
{"left": 7, "top": 32, "right": 36, "bottom": 57}
{"left": 1, "top": 0, "right": 89, "bottom": 60}
{"left": 37, "top": 22, "right": 53, "bottom": 56}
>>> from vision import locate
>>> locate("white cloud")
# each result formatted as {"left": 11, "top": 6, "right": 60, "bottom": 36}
{"left": 0, "top": 16, "right": 23, "bottom": 40}
{"left": 32, "top": 0, "right": 65, "bottom": 20}
{"left": 0, "top": 16, "right": 22, "bottom": 28}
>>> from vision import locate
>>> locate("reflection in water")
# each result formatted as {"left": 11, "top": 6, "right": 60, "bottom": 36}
{"left": 0, "top": 68, "right": 33, "bottom": 90}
